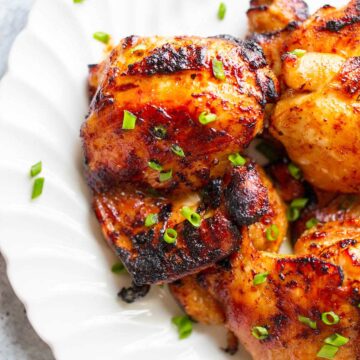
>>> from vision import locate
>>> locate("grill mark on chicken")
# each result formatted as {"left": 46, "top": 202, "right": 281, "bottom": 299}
{"left": 127, "top": 43, "right": 206, "bottom": 76}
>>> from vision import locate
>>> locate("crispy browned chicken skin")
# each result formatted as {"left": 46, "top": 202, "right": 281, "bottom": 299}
{"left": 247, "top": 0, "right": 309, "bottom": 76}
{"left": 270, "top": 0, "right": 360, "bottom": 193}
{"left": 169, "top": 165, "right": 288, "bottom": 325}
{"left": 81, "top": 35, "right": 278, "bottom": 194}
{"left": 93, "top": 161, "right": 269, "bottom": 285}
{"left": 200, "top": 219, "right": 360, "bottom": 360}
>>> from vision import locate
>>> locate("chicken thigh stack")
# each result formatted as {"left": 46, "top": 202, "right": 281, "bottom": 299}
{"left": 81, "top": 35, "right": 279, "bottom": 284}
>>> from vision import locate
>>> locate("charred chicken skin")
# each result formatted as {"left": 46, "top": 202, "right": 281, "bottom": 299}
{"left": 169, "top": 165, "right": 288, "bottom": 325}
{"left": 93, "top": 162, "right": 269, "bottom": 285}
{"left": 270, "top": 0, "right": 360, "bottom": 193}
{"left": 81, "top": 35, "right": 279, "bottom": 194}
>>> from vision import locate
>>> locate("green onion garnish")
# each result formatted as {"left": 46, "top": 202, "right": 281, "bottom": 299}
{"left": 298, "top": 315, "right": 317, "bottom": 329}
{"left": 122, "top": 110, "right": 137, "bottom": 129}
{"left": 265, "top": 224, "right": 279, "bottom": 241}
{"left": 199, "top": 111, "right": 217, "bottom": 125}
{"left": 289, "top": 49, "right": 306, "bottom": 57}
{"left": 286, "top": 207, "right": 300, "bottom": 222}
{"left": 153, "top": 125, "right": 167, "bottom": 139}
{"left": 290, "top": 198, "right": 309, "bottom": 209}
{"left": 131, "top": 44, "right": 146, "bottom": 53}
{"left": 73, "top": 0, "right": 85, "bottom": 3}
{"left": 145, "top": 213, "right": 158, "bottom": 227}
{"left": 251, "top": 326, "right": 268, "bottom": 340}
{"left": 212, "top": 59, "right": 226, "bottom": 80}
{"left": 93, "top": 31, "right": 111, "bottom": 44}
{"left": 228, "top": 153, "right": 246, "bottom": 167}
{"left": 172, "top": 315, "right": 193, "bottom": 339}
{"left": 306, "top": 217, "right": 319, "bottom": 229}
{"left": 317, "top": 344, "right": 339, "bottom": 359}
{"left": 159, "top": 169, "right": 172, "bottom": 182}
{"left": 286, "top": 197, "right": 308, "bottom": 222}
{"left": 253, "top": 272, "right": 269, "bottom": 285}
{"left": 30, "top": 161, "right": 42, "bottom": 177}
{"left": 217, "top": 2, "right": 226, "bottom": 20}
{"left": 288, "top": 163, "right": 302, "bottom": 180}
{"left": 31, "top": 178, "right": 44, "bottom": 199}
{"left": 148, "top": 160, "right": 163, "bottom": 171}
{"left": 111, "top": 262, "right": 125, "bottom": 274}
{"left": 164, "top": 228, "right": 177, "bottom": 244}
{"left": 321, "top": 311, "right": 340, "bottom": 325}
{"left": 180, "top": 206, "right": 202, "bottom": 228}
{"left": 324, "top": 334, "right": 349, "bottom": 347}
{"left": 171, "top": 144, "right": 185, "bottom": 157}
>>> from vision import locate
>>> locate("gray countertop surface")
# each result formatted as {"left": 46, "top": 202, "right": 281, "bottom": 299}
{"left": 0, "top": 1, "right": 55, "bottom": 359}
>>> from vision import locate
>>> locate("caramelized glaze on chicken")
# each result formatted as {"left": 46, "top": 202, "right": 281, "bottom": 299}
{"left": 81, "top": 35, "right": 278, "bottom": 194}
{"left": 247, "top": 0, "right": 309, "bottom": 76}
{"left": 247, "top": 0, "right": 308, "bottom": 33}
{"left": 93, "top": 162, "right": 269, "bottom": 285}
{"left": 199, "top": 220, "right": 360, "bottom": 359}
{"left": 169, "top": 165, "right": 287, "bottom": 324}
{"left": 270, "top": 0, "right": 360, "bottom": 192}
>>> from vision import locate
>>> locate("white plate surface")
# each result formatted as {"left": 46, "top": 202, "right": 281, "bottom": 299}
{"left": 0, "top": 0, "right": 347, "bottom": 359}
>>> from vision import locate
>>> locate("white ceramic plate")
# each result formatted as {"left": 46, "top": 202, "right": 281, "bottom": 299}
{"left": 0, "top": 0, "right": 347, "bottom": 359}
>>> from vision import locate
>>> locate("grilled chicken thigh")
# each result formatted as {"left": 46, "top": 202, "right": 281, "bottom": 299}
{"left": 93, "top": 162, "right": 269, "bottom": 285}
{"left": 200, "top": 220, "right": 360, "bottom": 360}
{"left": 247, "top": 0, "right": 309, "bottom": 76}
{"left": 270, "top": 0, "right": 360, "bottom": 192}
{"left": 247, "top": 0, "right": 308, "bottom": 33}
{"left": 81, "top": 35, "right": 278, "bottom": 194}
{"left": 169, "top": 165, "right": 287, "bottom": 324}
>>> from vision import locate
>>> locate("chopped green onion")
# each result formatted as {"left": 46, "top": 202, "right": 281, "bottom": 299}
{"left": 131, "top": 44, "right": 146, "bottom": 53}
{"left": 73, "top": 0, "right": 85, "bottom": 3}
{"left": 122, "top": 110, "right": 136, "bottom": 129}
{"left": 159, "top": 169, "right": 172, "bottom": 182}
{"left": 289, "top": 49, "right": 306, "bottom": 57}
{"left": 265, "top": 224, "right": 279, "bottom": 241}
{"left": 164, "top": 228, "right": 177, "bottom": 244}
{"left": 306, "top": 217, "right": 319, "bottom": 229}
{"left": 253, "top": 272, "right": 269, "bottom": 285}
{"left": 153, "top": 125, "right": 167, "bottom": 139}
{"left": 199, "top": 111, "right": 217, "bottom": 125}
{"left": 291, "top": 198, "right": 309, "bottom": 209}
{"left": 251, "top": 326, "right": 268, "bottom": 340}
{"left": 148, "top": 160, "right": 163, "bottom": 171}
{"left": 321, "top": 311, "right": 340, "bottom": 325}
{"left": 317, "top": 344, "right": 339, "bottom": 359}
{"left": 228, "top": 153, "right": 246, "bottom": 167}
{"left": 93, "top": 31, "right": 111, "bottom": 44}
{"left": 145, "top": 213, "right": 158, "bottom": 227}
{"left": 286, "top": 207, "right": 300, "bottom": 222}
{"left": 31, "top": 177, "right": 44, "bottom": 199}
{"left": 111, "top": 262, "right": 125, "bottom": 274}
{"left": 172, "top": 315, "right": 193, "bottom": 339}
{"left": 212, "top": 59, "right": 226, "bottom": 80}
{"left": 217, "top": 2, "right": 227, "bottom": 20}
{"left": 30, "top": 161, "right": 42, "bottom": 177}
{"left": 324, "top": 333, "right": 349, "bottom": 347}
{"left": 181, "top": 206, "right": 202, "bottom": 228}
{"left": 288, "top": 163, "right": 302, "bottom": 180}
{"left": 298, "top": 315, "right": 317, "bottom": 329}
{"left": 255, "top": 141, "right": 281, "bottom": 163}
{"left": 171, "top": 144, "right": 185, "bottom": 157}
